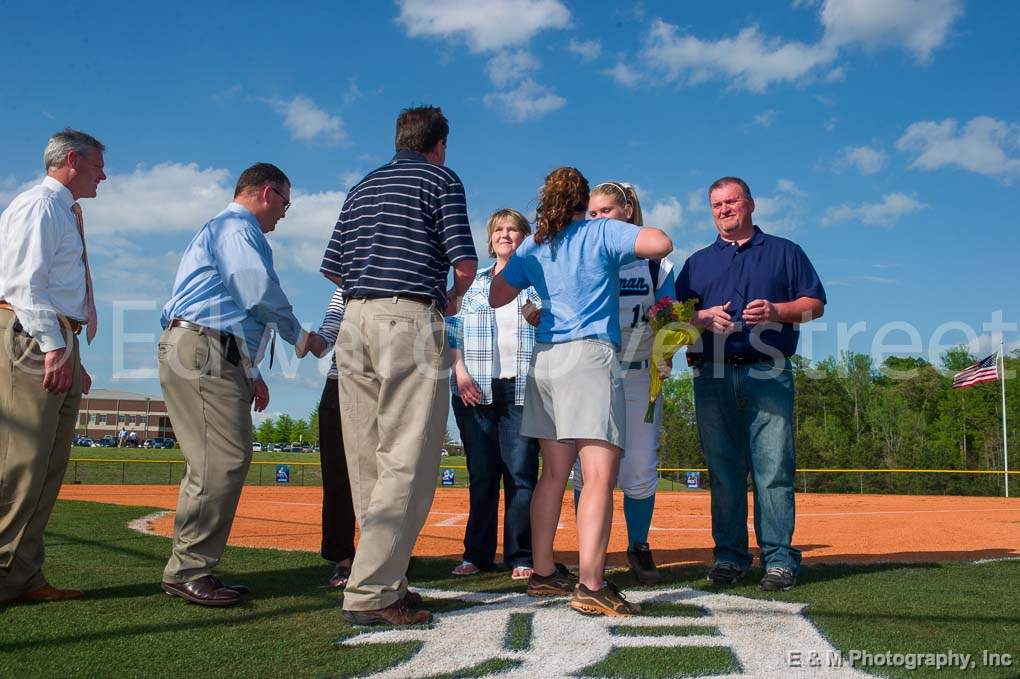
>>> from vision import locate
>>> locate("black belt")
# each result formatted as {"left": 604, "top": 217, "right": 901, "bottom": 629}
{"left": 688, "top": 354, "right": 774, "bottom": 367}
{"left": 169, "top": 319, "right": 243, "bottom": 367}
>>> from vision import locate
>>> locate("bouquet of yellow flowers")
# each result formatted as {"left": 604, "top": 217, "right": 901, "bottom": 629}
{"left": 644, "top": 297, "right": 700, "bottom": 422}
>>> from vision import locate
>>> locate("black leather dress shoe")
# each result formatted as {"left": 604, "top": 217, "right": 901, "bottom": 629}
{"left": 209, "top": 576, "right": 252, "bottom": 596}
{"left": 161, "top": 576, "right": 242, "bottom": 606}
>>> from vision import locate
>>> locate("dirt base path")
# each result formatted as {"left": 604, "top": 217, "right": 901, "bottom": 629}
{"left": 59, "top": 485, "right": 1020, "bottom": 566}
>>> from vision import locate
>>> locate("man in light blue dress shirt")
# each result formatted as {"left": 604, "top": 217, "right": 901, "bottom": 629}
{"left": 158, "top": 162, "right": 322, "bottom": 606}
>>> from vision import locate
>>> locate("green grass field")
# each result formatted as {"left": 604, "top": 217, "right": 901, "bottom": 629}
{"left": 2, "top": 500, "right": 1018, "bottom": 678}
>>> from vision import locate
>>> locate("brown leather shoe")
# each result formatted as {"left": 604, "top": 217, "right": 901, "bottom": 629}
{"left": 12, "top": 585, "right": 85, "bottom": 604}
{"left": 162, "top": 576, "right": 242, "bottom": 606}
{"left": 342, "top": 597, "right": 433, "bottom": 626}
{"left": 402, "top": 589, "right": 423, "bottom": 607}
{"left": 208, "top": 575, "right": 252, "bottom": 596}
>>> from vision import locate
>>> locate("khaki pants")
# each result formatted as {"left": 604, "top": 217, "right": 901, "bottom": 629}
{"left": 158, "top": 326, "right": 253, "bottom": 583}
{"left": 337, "top": 297, "right": 449, "bottom": 611}
{"left": 0, "top": 309, "right": 81, "bottom": 599}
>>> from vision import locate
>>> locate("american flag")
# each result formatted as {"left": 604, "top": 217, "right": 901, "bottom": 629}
{"left": 952, "top": 353, "right": 1000, "bottom": 389}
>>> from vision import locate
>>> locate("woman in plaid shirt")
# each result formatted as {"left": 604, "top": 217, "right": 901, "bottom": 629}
{"left": 447, "top": 208, "right": 541, "bottom": 580}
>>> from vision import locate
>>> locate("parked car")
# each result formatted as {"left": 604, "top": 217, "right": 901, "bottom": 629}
{"left": 252, "top": 442, "right": 264, "bottom": 452}
{"left": 143, "top": 437, "right": 176, "bottom": 449}
{"left": 269, "top": 443, "right": 283, "bottom": 452}
{"left": 287, "top": 442, "right": 304, "bottom": 452}
{"left": 74, "top": 436, "right": 94, "bottom": 447}
{"left": 95, "top": 436, "right": 118, "bottom": 448}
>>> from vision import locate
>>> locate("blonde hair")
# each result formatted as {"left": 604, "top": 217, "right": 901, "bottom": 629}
{"left": 534, "top": 167, "right": 589, "bottom": 245}
{"left": 485, "top": 208, "right": 531, "bottom": 257}
{"left": 591, "top": 181, "right": 644, "bottom": 226}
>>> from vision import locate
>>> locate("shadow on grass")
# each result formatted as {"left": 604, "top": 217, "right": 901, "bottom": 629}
{"left": 45, "top": 529, "right": 167, "bottom": 564}
{"left": 0, "top": 599, "right": 337, "bottom": 652}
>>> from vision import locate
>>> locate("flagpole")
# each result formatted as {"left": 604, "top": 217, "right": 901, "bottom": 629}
{"left": 1001, "top": 341, "right": 1009, "bottom": 498}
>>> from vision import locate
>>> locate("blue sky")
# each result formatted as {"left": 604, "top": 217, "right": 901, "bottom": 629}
{"left": 2, "top": 0, "right": 1018, "bottom": 426}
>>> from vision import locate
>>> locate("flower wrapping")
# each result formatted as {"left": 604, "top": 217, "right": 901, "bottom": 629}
{"left": 644, "top": 297, "right": 700, "bottom": 422}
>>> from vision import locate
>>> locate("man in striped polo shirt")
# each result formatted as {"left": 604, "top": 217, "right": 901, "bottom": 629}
{"left": 321, "top": 106, "right": 477, "bottom": 626}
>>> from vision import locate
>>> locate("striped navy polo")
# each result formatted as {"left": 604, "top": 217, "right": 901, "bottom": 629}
{"left": 320, "top": 150, "right": 477, "bottom": 306}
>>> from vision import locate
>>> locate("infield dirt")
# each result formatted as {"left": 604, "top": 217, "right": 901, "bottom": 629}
{"left": 59, "top": 485, "right": 1020, "bottom": 566}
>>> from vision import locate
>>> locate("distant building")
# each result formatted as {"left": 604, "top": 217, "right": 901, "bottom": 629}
{"left": 77, "top": 389, "right": 175, "bottom": 441}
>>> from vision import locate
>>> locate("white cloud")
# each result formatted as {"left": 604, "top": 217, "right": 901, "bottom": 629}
{"left": 341, "top": 171, "right": 365, "bottom": 190}
{"left": 645, "top": 196, "right": 684, "bottom": 231}
{"left": 752, "top": 180, "right": 808, "bottom": 235}
{"left": 395, "top": 0, "right": 571, "bottom": 52}
{"left": 603, "top": 62, "right": 644, "bottom": 87}
{"left": 820, "top": 0, "right": 963, "bottom": 63}
{"left": 212, "top": 84, "right": 243, "bottom": 104}
{"left": 568, "top": 38, "right": 601, "bottom": 61}
{"left": 92, "top": 247, "right": 182, "bottom": 303}
{"left": 482, "top": 51, "right": 564, "bottom": 123}
{"left": 967, "top": 333, "right": 1020, "bottom": 358}
{"left": 685, "top": 189, "right": 707, "bottom": 214}
{"left": 483, "top": 79, "right": 566, "bottom": 123}
{"left": 87, "top": 163, "right": 234, "bottom": 235}
{"left": 896, "top": 116, "right": 1020, "bottom": 178}
{"left": 266, "top": 95, "right": 347, "bottom": 146}
{"left": 752, "top": 109, "right": 778, "bottom": 127}
{"left": 824, "top": 65, "right": 846, "bottom": 82}
{"left": 396, "top": 2, "right": 568, "bottom": 123}
{"left": 342, "top": 78, "right": 363, "bottom": 107}
{"left": 642, "top": 20, "right": 837, "bottom": 92}
{"left": 776, "top": 178, "right": 806, "bottom": 197}
{"left": 610, "top": 0, "right": 962, "bottom": 92}
{"left": 79, "top": 162, "right": 342, "bottom": 281}
{"left": 252, "top": 410, "right": 285, "bottom": 426}
{"left": 486, "top": 49, "right": 540, "bottom": 89}
{"left": 822, "top": 193, "right": 928, "bottom": 226}
{"left": 835, "top": 144, "right": 886, "bottom": 174}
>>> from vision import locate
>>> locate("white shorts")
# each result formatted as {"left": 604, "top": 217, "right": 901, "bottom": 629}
{"left": 521, "top": 339, "right": 626, "bottom": 449}
{"left": 574, "top": 364, "right": 661, "bottom": 499}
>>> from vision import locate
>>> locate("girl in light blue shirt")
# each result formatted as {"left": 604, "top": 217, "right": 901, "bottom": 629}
{"left": 491, "top": 167, "right": 673, "bottom": 617}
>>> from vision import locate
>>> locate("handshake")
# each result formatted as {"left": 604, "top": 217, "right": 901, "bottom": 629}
{"left": 295, "top": 331, "right": 329, "bottom": 359}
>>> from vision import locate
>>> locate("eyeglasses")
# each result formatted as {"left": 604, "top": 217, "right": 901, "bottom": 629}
{"left": 270, "top": 186, "right": 291, "bottom": 213}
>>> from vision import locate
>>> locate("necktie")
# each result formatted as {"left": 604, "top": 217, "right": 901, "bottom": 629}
{"left": 70, "top": 203, "right": 98, "bottom": 344}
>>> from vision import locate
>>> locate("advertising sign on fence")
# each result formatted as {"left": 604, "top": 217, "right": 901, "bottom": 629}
{"left": 686, "top": 471, "right": 701, "bottom": 489}
{"left": 275, "top": 465, "right": 290, "bottom": 484}
{"left": 441, "top": 468, "right": 456, "bottom": 486}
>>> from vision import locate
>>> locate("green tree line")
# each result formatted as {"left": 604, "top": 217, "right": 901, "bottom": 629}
{"left": 254, "top": 409, "right": 319, "bottom": 446}
{"left": 659, "top": 347, "right": 1018, "bottom": 496}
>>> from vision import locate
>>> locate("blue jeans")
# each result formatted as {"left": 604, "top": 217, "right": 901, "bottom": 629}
{"left": 692, "top": 360, "right": 801, "bottom": 573}
{"left": 451, "top": 378, "right": 539, "bottom": 569}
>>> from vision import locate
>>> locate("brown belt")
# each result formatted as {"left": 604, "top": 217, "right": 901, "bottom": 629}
{"left": 0, "top": 301, "right": 83, "bottom": 335}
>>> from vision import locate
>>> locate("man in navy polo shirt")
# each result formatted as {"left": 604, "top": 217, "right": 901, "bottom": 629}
{"left": 675, "top": 176, "right": 825, "bottom": 592}
{"left": 320, "top": 106, "right": 477, "bottom": 626}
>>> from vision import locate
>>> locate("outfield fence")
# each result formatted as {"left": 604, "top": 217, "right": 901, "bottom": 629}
{"left": 63, "top": 458, "right": 1019, "bottom": 496}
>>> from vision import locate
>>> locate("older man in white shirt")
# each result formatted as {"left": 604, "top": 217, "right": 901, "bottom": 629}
{"left": 0, "top": 128, "right": 104, "bottom": 604}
